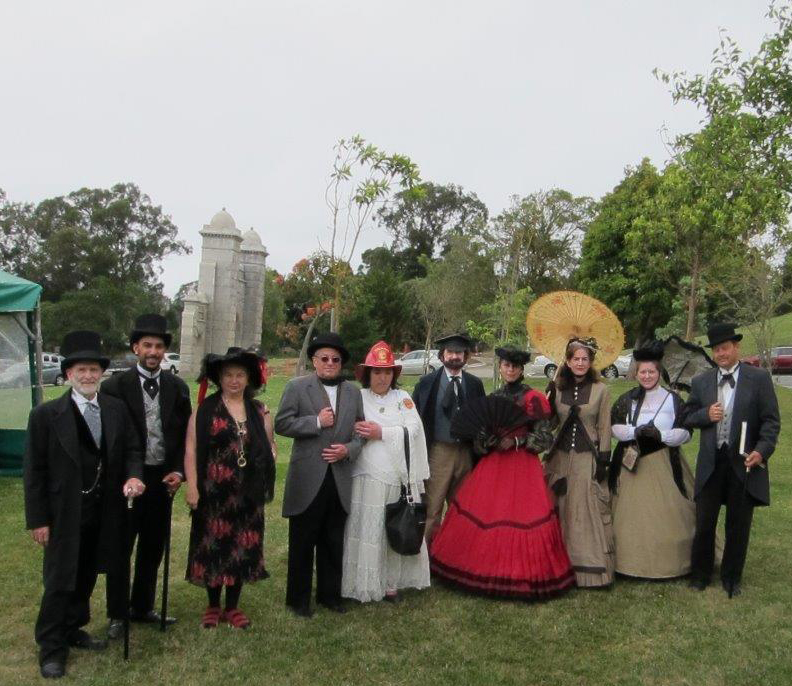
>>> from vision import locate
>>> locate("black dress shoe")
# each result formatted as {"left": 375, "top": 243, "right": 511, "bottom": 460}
{"left": 722, "top": 579, "right": 742, "bottom": 597}
{"left": 40, "top": 661, "right": 65, "bottom": 679}
{"left": 130, "top": 610, "right": 177, "bottom": 625}
{"left": 688, "top": 578, "right": 708, "bottom": 591}
{"left": 68, "top": 630, "right": 107, "bottom": 651}
{"left": 318, "top": 601, "right": 347, "bottom": 614}
{"left": 383, "top": 593, "right": 402, "bottom": 604}
{"left": 107, "top": 619, "right": 124, "bottom": 640}
{"left": 288, "top": 604, "right": 314, "bottom": 619}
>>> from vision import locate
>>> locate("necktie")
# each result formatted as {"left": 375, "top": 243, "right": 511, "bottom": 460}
{"left": 719, "top": 373, "right": 735, "bottom": 388}
{"left": 84, "top": 402, "right": 102, "bottom": 447}
{"left": 143, "top": 377, "right": 159, "bottom": 400}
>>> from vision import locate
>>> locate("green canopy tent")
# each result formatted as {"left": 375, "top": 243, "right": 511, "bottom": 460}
{"left": 0, "top": 269, "right": 44, "bottom": 476}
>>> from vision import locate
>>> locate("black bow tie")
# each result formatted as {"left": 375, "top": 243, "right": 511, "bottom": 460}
{"left": 719, "top": 373, "right": 735, "bottom": 389}
{"left": 142, "top": 377, "right": 159, "bottom": 399}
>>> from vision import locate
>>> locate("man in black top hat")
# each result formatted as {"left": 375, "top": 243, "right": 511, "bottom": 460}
{"left": 684, "top": 323, "right": 780, "bottom": 596}
{"left": 275, "top": 332, "right": 365, "bottom": 617}
{"left": 102, "top": 314, "right": 192, "bottom": 636}
{"left": 24, "top": 331, "right": 144, "bottom": 679}
{"left": 412, "top": 333, "right": 485, "bottom": 543}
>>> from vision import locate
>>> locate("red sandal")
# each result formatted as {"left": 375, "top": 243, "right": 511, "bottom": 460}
{"left": 201, "top": 606, "right": 223, "bottom": 629}
{"left": 225, "top": 608, "right": 251, "bottom": 629}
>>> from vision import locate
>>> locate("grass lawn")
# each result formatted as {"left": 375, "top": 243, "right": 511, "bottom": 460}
{"left": 0, "top": 373, "right": 790, "bottom": 685}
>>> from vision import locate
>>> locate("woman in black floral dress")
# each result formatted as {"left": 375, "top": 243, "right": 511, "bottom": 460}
{"left": 185, "top": 348, "right": 276, "bottom": 629}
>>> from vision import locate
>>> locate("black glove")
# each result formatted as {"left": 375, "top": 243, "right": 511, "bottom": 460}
{"left": 636, "top": 423, "right": 661, "bottom": 442}
{"left": 594, "top": 461, "right": 608, "bottom": 483}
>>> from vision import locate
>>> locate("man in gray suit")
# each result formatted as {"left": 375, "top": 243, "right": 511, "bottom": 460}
{"left": 275, "top": 333, "right": 365, "bottom": 617}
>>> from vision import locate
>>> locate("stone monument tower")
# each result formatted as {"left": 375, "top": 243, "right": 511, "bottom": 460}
{"left": 179, "top": 209, "right": 268, "bottom": 379}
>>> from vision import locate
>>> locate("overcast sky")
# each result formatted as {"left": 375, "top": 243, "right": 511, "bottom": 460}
{"left": 0, "top": 1, "right": 776, "bottom": 296}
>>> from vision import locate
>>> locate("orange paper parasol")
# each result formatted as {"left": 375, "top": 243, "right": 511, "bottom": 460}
{"left": 526, "top": 290, "right": 624, "bottom": 371}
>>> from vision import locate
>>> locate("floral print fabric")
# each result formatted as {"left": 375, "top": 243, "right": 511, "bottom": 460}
{"left": 186, "top": 400, "right": 268, "bottom": 587}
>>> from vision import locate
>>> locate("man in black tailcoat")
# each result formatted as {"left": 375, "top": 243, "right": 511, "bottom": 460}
{"left": 24, "top": 331, "right": 144, "bottom": 679}
{"left": 102, "top": 314, "right": 192, "bottom": 636}
{"left": 412, "top": 333, "right": 485, "bottom": 544}
{"left": 684, "top": 323, "right": 780, "bottom": 596}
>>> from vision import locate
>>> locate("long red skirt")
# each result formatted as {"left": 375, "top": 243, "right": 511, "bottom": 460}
{"left": 430, "top": 448, "right": 575, "bottom": 598}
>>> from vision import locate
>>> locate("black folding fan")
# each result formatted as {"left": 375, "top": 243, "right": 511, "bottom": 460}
{"left": 450, "top": 395, "right": 528, "bottom": 442}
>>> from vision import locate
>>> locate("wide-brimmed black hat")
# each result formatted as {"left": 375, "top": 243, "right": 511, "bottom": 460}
{"left": 307, "top": 332, "right": 350, "bottom": 364}
{"left": 130, "top": 313, "right": 172, "bottom": 349}
{"left": 633, "top": 340, "right": 665, "bottom": 363}
{"left": 201, "top": 347, "right": 263, "bottom": 389}
{"left": 495, "top": 345, "right": 531, "bottom": 366}
{"left": 60, "top": 330, "right": 110, "bottom": 373}
{"left": 705, "top": 322, "right": 743, "bottom": 348}
{"left": 434, "top": 333, "right": 473, "bottom": 352}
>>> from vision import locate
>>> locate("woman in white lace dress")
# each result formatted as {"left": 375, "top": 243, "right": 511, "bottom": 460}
{"left": 341, "top": 341, "right": 431, "bottom": 603}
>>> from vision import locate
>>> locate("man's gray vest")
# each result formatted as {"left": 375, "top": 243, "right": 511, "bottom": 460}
{"left": 142, "top": 387, "right": 166, "bottom": 466}
{"left": 716, "top": 379, "right": 735, "bottom": 449}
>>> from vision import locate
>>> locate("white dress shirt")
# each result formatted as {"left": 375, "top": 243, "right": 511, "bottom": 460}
{"left": 717, "top": 362, "right": 741, "bottom": 409}
{"left": 71, "top": 389, "right": 100, "bottom": 415}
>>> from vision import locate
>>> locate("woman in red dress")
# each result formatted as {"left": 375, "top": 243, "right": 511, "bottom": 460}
{"left": 430, "top": 346, "right": 575, "bottom": 598}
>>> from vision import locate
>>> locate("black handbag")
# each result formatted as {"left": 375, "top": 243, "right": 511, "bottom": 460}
{"left": 384, "top": 427, "right": 427, "bottom": 555}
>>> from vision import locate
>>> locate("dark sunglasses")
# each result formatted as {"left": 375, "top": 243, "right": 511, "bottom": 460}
{"left": 315, "top": 355, "right": 342, "bottom": 364}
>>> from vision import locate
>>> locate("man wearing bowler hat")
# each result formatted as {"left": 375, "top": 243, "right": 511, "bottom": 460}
{"left": 412, "top": 333, "right": 485, "bottom": 544}
{"left": 103, "top": 314, "right": 192, "bottom": 636}
{"left": 24, "top": 331, "right": 144, "bottom": 679}
{"left": 275, "top": 332, "right": 365, "bottom": 617}
{"left": 684, "top": 322, "right": 780, "bottom": 596}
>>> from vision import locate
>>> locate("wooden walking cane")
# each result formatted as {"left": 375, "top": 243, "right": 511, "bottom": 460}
{"left": 124, "top": 494, "right": 134, "bottom": 660}
{"left": 160, "top": 492, "right": 174, "bottom": 632}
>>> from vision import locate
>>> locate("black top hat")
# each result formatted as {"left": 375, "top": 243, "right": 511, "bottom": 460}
{"left": 434, "top": 333, "right": 473, "bottom": 352}
{"left": 60, "top": 330, "right": 110, "bottom": 373}
{"left": 307, "top": 332, "right": 350, "bottom": 364}
{"left": 129, "top": 313, "right": 172, "bottom": 349}
{"left": 705, "top": 322, "right": 743, "bottom": 348}
{"left": 201, "top": 347, "right": 263, "bottom": 389}
{"left": 495, "top": 345, "right": 531, "bottom": 366}
{"left": 632, "top": 340, "right": 665, "bottom": 363}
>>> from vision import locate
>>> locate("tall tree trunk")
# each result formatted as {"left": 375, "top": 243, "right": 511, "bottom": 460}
{"left": 295, "top": 313, "right": 324, "bottom": 377}
{"left": 423, "top": 323, "right": 433, "bottom": 374}
{"left": 330, "top": 268, "right": 343, "bottom": 333}
{"left": 685, "top": 251, "right": 701, "bottom": 341}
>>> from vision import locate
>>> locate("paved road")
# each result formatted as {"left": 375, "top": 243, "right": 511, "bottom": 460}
{"left": 775, "top": 375, "right": 792, "bottom": 390}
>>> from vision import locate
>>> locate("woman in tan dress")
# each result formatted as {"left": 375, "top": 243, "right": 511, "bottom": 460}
{"left": 609, "top": 343, "right": 696, "bottom": 579}
{"left": 545, "top": 337, "right": 614, "bottom": 588}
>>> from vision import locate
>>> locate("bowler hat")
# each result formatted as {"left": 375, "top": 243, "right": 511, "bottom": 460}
{"left": 434, "top": 333, "right": 473, "bottom": 352}
{"left": 355, "top": 340, "right": 402, "bottom": 382}
{"left": 307, "top": 332, "right": 350, "bottom": 364}
{"left": 705, "top": 323, "right": 743, "bottom": 348}
{"left": 60, "top": 330, "right": 110, "bottom": 373}
{"left": 495, "top": 345, "right": 531, "bottom": 366}
{"left": 129, "top": 313, "right": 172, "bottom": 349}
{"left": 201, "top": 347, "right": 263, "bottom": 389}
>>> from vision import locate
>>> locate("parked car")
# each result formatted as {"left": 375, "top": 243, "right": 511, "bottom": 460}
{"left": 160, "top": 352, "right": 181, "bottom": 374}
{"left": 41, "top": 352, "right": 64, "bottom": 366}
{"left": 743, "top": 346, "right": 792, "bottom": 373}
{"left": 526, "top": 353, "right": 632, "bottom": 380}
{"left": 106, "top": 354, "right": 138, "bottom": 375}
{"left": 42, "top": 361, "right": 65, "bottom": 386}
{"left": 0, "top": 360, "right": 65, "bottom": 387}
{"left": 397, "top": 349, "right": 442, "bottom": 374}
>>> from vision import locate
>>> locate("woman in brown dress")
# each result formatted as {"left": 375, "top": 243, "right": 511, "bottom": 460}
{"left": 185, "top": 348, "right": 276, "bottom": 629}
{"left": 545, "top": 337, "right": 614, "bottom": 588}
